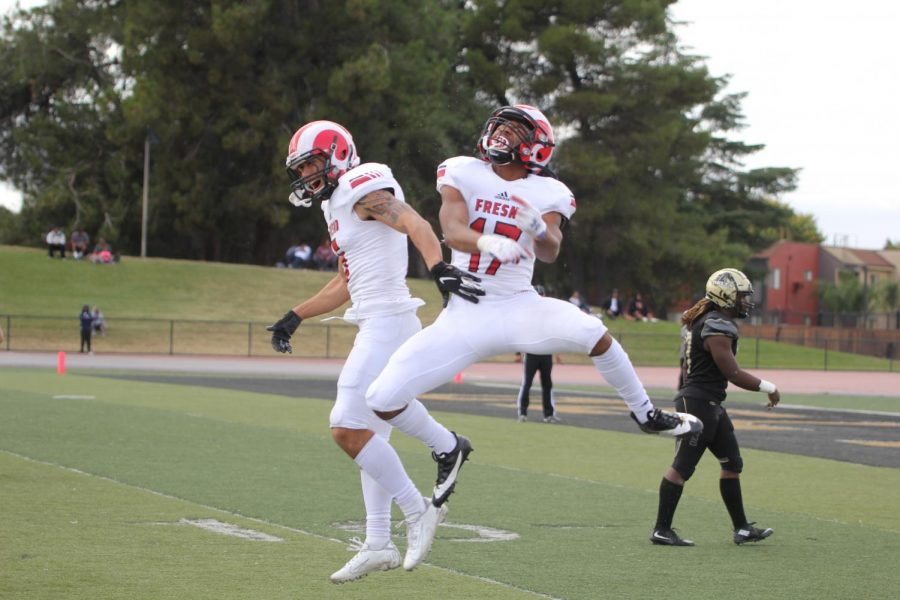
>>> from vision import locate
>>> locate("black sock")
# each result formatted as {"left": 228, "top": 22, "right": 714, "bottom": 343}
{"left": 655, "top": 478, "right": 684, "bottom": 530}
{"left": 720, "top": 477, "right": 747, "bottom": 529}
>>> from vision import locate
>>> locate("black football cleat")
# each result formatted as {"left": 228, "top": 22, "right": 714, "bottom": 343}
{"left": 650, "top": 527, "right": 695, "bottom": 546}
{"left": 431, "top": 433, "right": 473, "bottom": 507}
{"left": 734, "top": 523, "right": 773, "bottom": 545}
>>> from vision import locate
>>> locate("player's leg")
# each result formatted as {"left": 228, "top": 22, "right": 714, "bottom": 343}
{"left": 501, "top": 293, "right": 697, "bottom": 435}
{"left": 708, "top": 409, "right": 773, "bottom": 544}
{"left": 329, "top": 468, "right": 400, "bottom": 584}
{"left": 650, "top": 394, "right": 712, "bottom": 546}
{"left": 536, "top": 354, "right": 556, "bottom": 421}
{"left": 517, "top": 353, "right": 538, "bottom": 420}
{"left": 587, "top": 326, "right": 699, "bottom": 436}
{"left": 366, "top": 301, "right": 483, "bottom": 509}
{"left": 329, "top": 313, "right": 438, "bottom": 580}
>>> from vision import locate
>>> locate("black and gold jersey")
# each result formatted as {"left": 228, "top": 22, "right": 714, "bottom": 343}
{"left": 679, "top": 309, "right": 739, "bottom": 402}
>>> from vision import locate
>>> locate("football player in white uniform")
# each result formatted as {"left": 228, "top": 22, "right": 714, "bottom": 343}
{"left": 366, "top": 105, "right": 701, "bottom": 460}
{"left": 266, "top": 121, "right": 483, "bottom": 582}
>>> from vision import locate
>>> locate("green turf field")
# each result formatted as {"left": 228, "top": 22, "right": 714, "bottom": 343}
{"left": 2, "top": 368, "right": 898, "bottom": 599}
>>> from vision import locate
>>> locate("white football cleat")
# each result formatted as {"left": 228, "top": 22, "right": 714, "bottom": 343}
{"left": 329, "top": 537, "right": 401, "bottom": 584}
{"left": 402, "top": 499, "right": 448, "bottom": 571}
{"left": 631, "top": 408, "right": 702, "bottom": 438}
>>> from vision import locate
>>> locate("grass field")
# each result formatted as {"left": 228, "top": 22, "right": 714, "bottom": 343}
{"left": 1, "top": 245, "right": 895, "bottom": 370}
{"left": 2, "top": 367, "right": 898, "bottom": 599}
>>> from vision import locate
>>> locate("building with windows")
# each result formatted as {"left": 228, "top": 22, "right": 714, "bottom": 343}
{"left": 748, "top": 241, "right": 898, "bottom": 327}
{"left": 747, "top": 241, "right": 820, "bottom": 325}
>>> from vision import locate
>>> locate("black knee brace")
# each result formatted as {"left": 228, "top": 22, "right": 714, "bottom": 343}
{"left": 672, "top": 458, "right": 697, "bottom": 481}
{"left": 719, "top": 454, "right": 743, "bottom": 474}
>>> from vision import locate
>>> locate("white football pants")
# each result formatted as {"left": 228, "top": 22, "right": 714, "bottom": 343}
{"left": 367, "top": 291, "right": 607, "bottom": 412}
{"left": 330, "top": 310, "right": 422, "bottom": 432}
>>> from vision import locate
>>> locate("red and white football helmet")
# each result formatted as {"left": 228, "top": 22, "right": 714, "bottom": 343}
{"left": 285, "top": 120, "right": 360, "bottom": 207}
{"left": 477, "top": 104, "right": 555, "bottom": 173}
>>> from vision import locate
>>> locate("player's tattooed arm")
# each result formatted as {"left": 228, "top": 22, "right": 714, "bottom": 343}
{"left": 355, "top": 189, "right": 411, "bottom": 225}
{"left": 355, "top": 189, "right": 444, "bottom": 269}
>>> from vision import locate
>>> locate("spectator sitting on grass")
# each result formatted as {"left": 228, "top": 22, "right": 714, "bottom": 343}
{"left": 90, "top": 239, "right": 114, "bottom": 264}
{"left": 568, "top": 290, "right": 591, "bottom": 314}
{"left": 71, "top": 229, "right": 90, "bottom": 260}
{"left": 285, "top": 243, "right": 313, "bottom": 269}
{"left": 312, "top": 238, "right": 338, "bottom": 271}
{"left": 626, "top": 292, "right": 658, "bottom": 322}
{"left": 46, "top": 226, "right": 66, "bottom": 259}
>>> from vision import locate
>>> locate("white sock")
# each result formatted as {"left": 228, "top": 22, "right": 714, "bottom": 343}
{"left": 591, "top": 339, "right": 655, "bottom": 422}
{"left": 360, "top": 470, "right": 392, "bottom": 549}
{"left": 387, "top": 399, "right": 457, "bottom": 455}
{"left": 354, "top": 435, "right": 425, "bottom": 518}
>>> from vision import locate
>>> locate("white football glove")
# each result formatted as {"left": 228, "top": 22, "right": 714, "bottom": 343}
{"left": 476, "top": 234, "right": 531, "bottom": 263}
{"left": 511, "top": 195, "right": 547, "bottom": 239}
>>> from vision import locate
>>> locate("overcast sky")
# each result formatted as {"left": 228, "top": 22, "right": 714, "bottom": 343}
{"left": 670, "top": 0, "right": 900, "bottom": 249}
{"left": 2, "top": 0, "right": 898, "bottom": 249}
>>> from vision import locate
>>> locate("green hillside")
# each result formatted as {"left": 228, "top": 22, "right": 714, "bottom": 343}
{"left": 0, "top": 245, "right": 443, "bottom": 322}
{"left": 1, "top": 245, "right": 894, "bottom": 370}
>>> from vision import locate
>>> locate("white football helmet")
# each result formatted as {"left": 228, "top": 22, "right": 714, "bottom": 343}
{"left": 706, "top": 268, "right": 755, "bottom": 318}
{"left": 285, "top": 120, "right": 360, "bottom": 207}
{"left": 477, "top": 104, "right": 555, "bottom": 173}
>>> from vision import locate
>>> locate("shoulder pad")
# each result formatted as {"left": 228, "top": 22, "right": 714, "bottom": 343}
{"left": 436, "top": 156, "right": 481, "bottom": 193}
{"left": 700, "top": 313, "right": 739, "bottom": 339}
{"left": 333, "top": 163, "right": 403, "bottom": 210}
{"left": 540, "top": 177, "right": 576, "bottom": 220}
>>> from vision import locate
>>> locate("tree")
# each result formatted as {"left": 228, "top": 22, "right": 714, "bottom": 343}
{"left": 1, "top": 0, "right": 485, "bottom": 264}
{"left": 818, "top": 270, "right": 865, "bottom": 319}
{"left": 1, "top": 1, "right": 126, "bottom": 246}
{"left": 1, "top": 0, "right": 818, "bottom": 291}
{"left": 456, "top": 0, "right": 809, "bottom": 309}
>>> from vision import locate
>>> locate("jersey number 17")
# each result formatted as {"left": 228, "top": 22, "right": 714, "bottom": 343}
{"left": 468, "top": 218, "right": 522, "bottom": 275}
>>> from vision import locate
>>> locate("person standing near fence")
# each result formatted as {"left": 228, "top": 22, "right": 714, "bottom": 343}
{"left": 649, "top": 268, "right": 779, "bottom": 547}
{"left": 516, "top": 285, "right": 558, "bottom": 423}
{"left": 79, "top": 304, "right": 93, "bottom": 353}
{"left": 265, "top": 120, "right": 483, "bottom": 583}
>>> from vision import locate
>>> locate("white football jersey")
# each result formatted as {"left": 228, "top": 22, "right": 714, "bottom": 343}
{"left": 322, "top": 162, "right": 423, "bottom": 321}
{"left": 436, "top": 156, "right": 576, "bottom": 297}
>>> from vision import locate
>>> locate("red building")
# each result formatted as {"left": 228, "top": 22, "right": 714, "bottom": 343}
{"left": 749, "top": 241, "right": 820, "bottom": 325}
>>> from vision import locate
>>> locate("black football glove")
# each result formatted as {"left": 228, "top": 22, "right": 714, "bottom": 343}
{"left": 430, "top": 261, "right": 485, "bottom": 307}
{"left": 266, "top": 310, "right": 302, "bottom": 354}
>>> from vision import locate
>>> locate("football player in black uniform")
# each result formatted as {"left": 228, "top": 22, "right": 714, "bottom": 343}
{"left": 650, "top": 268, "right": 780, "bottom": 546}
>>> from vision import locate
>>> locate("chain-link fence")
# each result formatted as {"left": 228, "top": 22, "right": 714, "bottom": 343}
{"left": 0, "top": 314, "right": 895, "bottom": 371}
{"left": 0, "top": 315, "right": 357, "bottom": 359}
{"left": 753, "top": 310, "right": 900, "bottom": 330}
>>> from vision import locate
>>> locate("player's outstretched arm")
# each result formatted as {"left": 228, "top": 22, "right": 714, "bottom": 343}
{"left": 707, "top": 335, "right": 780, "bottom": 408}
{"left": 267, "top": 270, "right": 350, "bottom": 354}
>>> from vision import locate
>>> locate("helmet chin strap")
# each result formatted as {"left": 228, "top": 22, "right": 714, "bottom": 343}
{"left": 288, "top": 191, "right": 312, "bottom": 208}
